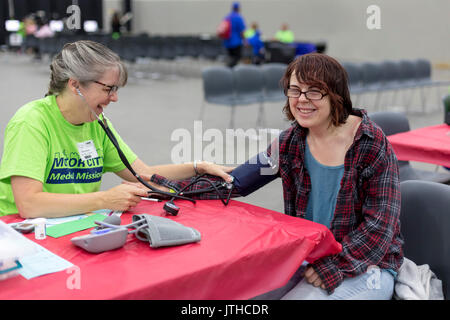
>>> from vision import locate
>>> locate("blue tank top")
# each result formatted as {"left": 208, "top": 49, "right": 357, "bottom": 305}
{"left": 304, "top": 141, "right": 345, "bottom": 228}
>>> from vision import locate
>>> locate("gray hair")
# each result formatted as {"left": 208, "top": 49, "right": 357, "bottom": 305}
{"left": 46, "top": 40, "right": 127, "bottom": 96}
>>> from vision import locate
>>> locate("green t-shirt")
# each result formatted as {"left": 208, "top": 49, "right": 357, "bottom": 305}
{"left": 244, "top": 28, "right": 256, "bottom": 39}
{"left": 275, "top": 30, "right": 295, "bottom": 43}
{"left": 0, "top": 95, "right": 137, "bottom": 216}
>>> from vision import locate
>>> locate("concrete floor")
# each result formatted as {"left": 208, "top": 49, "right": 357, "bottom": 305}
{"left": 1, "top": 51, "right": 448, "bottom": 213}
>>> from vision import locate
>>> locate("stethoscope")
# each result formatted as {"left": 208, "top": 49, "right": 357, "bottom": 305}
{"left": 76, "top": 87, "right": 234, "bottom": 215}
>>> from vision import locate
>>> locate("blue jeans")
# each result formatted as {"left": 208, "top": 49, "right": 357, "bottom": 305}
{"left": 281, "top": 266, "right": 394, "bottom": 300}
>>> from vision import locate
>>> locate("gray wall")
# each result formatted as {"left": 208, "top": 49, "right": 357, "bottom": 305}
{"left": 103, "top": 0, "right": 450, "bottom": 63}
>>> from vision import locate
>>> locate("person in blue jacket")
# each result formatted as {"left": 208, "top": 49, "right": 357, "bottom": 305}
{"left": 223, "top": 2, "right": 246, "bottom": 68}
{"left": 247, "top": 27, "right": 265, "bottom": 65}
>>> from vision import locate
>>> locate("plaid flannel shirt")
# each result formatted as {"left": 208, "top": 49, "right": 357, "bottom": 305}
{"left": 150, "top": 108, "right": 404, "bottom": 294}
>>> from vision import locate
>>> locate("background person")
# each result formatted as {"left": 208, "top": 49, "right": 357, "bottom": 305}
{"left": 244, "top": 21, "right": 258, "bottom": 39}
{"left": 0, "top": 40, "right": 232, "bottom": 219}
{"left": 246, "top": 23, "right": 265, "bottom": 65}
{"left": 33, "top": 16, "right": 54, "bottom": 39}
{"left": 111, "top": 10, "right": 122, "bottom": 40}
{"left": 274, "top": 23, "right": 295, "bottom": 43}
{"left": 222, "top": 2, "right": 246, "bottom": 68}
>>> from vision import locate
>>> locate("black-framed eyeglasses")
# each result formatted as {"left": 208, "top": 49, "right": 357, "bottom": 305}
{"left": 93, "top": 80, "right": 119, "bottom": 96}
{"left": 285, "top": 88, "right": 328, "bottom": 100}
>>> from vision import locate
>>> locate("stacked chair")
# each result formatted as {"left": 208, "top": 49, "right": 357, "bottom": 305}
{"left": 200, "top": 63, "right": 287, "bottom": 128}
{"left": 342, "top": 59, "right": 450, "bottom": 112}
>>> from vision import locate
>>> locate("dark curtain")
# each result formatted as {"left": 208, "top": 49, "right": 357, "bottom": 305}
{"left": 78, "top": 0, "right": 103, "bottom": 30}
{"left": 11, "top": 0, "right": 51, "bottom": 20}
{"left": 52, "top": 0, "right": 74, "bottom": 21}
{"left": 123, "top": 0, "right": 131, "bottom": 32}
{"left": 0, "top": 1, "right": 8, "bottom": 45}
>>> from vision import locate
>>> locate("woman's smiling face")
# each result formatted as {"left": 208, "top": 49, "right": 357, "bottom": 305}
{"left": 80, "top": 67, "right": 120, "bottom": 123}
{"left": 288, "top": 72, "right": 332, "bottom": 130}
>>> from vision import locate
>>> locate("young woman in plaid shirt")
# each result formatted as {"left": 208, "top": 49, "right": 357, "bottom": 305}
{"left": 149, "top": 53, "right": 404, "bottom": 299}
{"left": 274, "top": 53, "right": 404, "bottom": 299}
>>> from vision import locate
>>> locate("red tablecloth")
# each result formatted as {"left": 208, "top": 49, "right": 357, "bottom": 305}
{"left": 0, "top": 199, "right": 341, "bottom": 300}
{"left": 387, "top": 124, "right": 450, "bottom": 167}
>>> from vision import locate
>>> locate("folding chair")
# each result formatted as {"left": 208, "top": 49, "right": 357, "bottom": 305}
{"left": 199, "top": 66, "right": 236, "bottom": 127}
{"left": 232, "top": 64, "right": 265, "bottom": 128}
{"left": 261, "top": 63, "right": 287, "bottom": 103}
{"left": 400, "top": 180, "right": 450, "bottom": 299}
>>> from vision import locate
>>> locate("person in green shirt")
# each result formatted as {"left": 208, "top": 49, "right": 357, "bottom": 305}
{"left": 274, "top": 23, "right": 295, "bottom": 44}
{"left": 0, "top": 40, "right": 233, "bottom": 218}
{"left": 244, "top": 22, "right": 258, "bottom": 39}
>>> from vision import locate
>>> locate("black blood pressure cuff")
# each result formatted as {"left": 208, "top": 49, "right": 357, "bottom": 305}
{"left": 132, "top": 214, "right": 201, "bottom": 248}
{"left": 149, "top": 152, "right": 280, "bottom": 199}
{"left": 229, "top": 152, "right": 279, "bottom": 196}
{"left": 150, "top": 173, "right": 241, "bottom": 200}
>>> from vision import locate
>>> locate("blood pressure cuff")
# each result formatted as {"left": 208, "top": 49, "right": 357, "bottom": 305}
{"left": 132, "top": 214, "right": 201, "bottom": 248}
{"left": 150, "top": 174, "right": 241, "bottom": 200}
{"left": 229, "top": 152, "right": 279, "bottom": 196}
{"left": 149, "top": 151, "right": 280, "bottom": 199}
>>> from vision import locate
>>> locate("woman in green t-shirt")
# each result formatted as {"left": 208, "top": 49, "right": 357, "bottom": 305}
{"left": 0, "top": 40, "right": 233, "bottom": 218}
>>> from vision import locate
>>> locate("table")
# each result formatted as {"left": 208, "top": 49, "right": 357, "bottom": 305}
{"left": 0, "top": 199, "right": 341, "bottom": 300}
{"left": 387, "top": 124, "right": 450, "bottom": 167}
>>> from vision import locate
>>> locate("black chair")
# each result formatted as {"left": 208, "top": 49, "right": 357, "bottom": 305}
{"left": 413, "top": 59, "right": 433, "bottom": 86}
{"left": 200, "top": 65, "right": 266, "bottom": 128}
{"left": 145, "top": 38, "right": 162, "bottom": 60}
{"left": 264, "top": 41, "right": 296, "bottom": 64}
{"left": 199, "top": 66, "right": 236, "bottom": 126}
{"left": 261, "top": 63, "right": 287, "bottom": 103}
{"left": 444, "top": 94, "right": 450, "bottom": 125}
{"left": 159, "top": 38, "right": 176, "bottom": 61}
{"left": 199, "top": 39, "right": 224, "bottom": 61}
{"left": 377, "top": 60, "right": 402, "bottom": 103}
{"left": 232, "top": 64, "right": 265, "bottom": 127}
{"left": 369, "top": 111, "right": 450, "bottom": 184}
{"left": 359, "top": 62, "right": 384, "bottom": 109}
{"left": 442, "top": 95, "right": 450, "bottom": 172}
{"left": 341, "top": 62, "right": 365, "bottom": 105}
{"left": 183, "top": 36, "right": 201, "bottom": 59}
{"left": 400, "top": 180, "right": 450, "bottom": 299}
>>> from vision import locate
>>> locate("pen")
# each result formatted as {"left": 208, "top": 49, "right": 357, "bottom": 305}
{"left": 108, "top": 210, "right": 123, "bottom": 216}
{"left": 140, "top": 197, "right": 162, "bottom": 202}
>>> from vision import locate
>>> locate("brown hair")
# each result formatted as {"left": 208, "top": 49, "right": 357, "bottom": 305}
{"left": 280, "top": 53, "right": 352, "bottom": 127}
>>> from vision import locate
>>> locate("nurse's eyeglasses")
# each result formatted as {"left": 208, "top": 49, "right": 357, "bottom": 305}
{"left": 93, "top": 80, "right": 119, "bottom": 96}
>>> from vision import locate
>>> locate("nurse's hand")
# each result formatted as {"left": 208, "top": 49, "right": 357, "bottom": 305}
{"left": 121, "top": 174, "right": 171, "bottom": 193}
{"left": 102, "top": 184, "right": 149, "bottom": 211}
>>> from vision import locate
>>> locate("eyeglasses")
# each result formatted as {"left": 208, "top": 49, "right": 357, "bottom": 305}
{"left": 93, "top": 80, "right": 119, "bottom": 96}
{"left": 285, "top": 88, "right": 328, "bottom": 100}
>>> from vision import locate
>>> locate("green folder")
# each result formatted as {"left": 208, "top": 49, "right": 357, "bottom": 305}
{"left": 46, "top": 214, "right": 107, "bottom": 238}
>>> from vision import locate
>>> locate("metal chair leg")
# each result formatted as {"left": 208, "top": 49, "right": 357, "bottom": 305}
{"left": 199, "top": 100, "right": 206, "bottom": 121}
{"left": 256, "top": 102, "right": 265, "bottom": 128}
{"left": 374, "top": 91, "right": 382, "bottom": 111}
{"left": 419, "top": 86, "right": 428, "bottom": 113}
{"left": 229, "top": 104, "right": 236, "bottom": 128}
